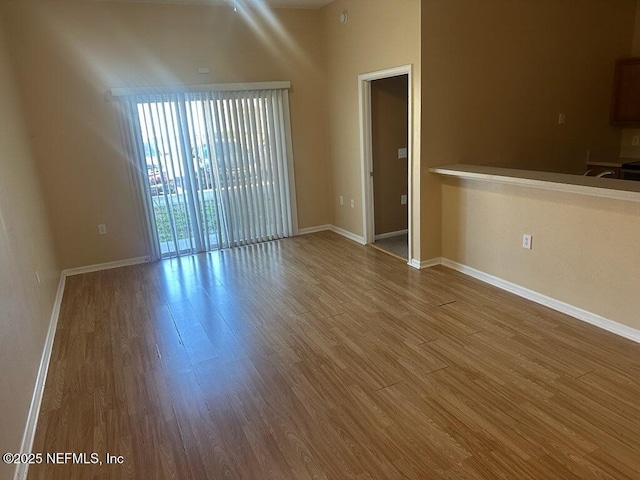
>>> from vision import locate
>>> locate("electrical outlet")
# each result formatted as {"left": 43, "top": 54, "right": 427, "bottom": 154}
{"left": 350, "top": 199, "right": 355, "bottom": 209}
{"left": 633, "top": 135, "right": 640, "bottom": 146}
{"left": 522, "top": 234, "right": 532, "bottom": 250}
{"left": 398, "top": 147, "right": 408, "bottom": 159}
{"left": 401, "top": 194, "right": 408, "bottom": 205}
{"left": 339, "top": 195, "right": 344, "bottom": 206}
{"left": 98, "top": 224, "right": 107, "bottom": 235}
{"left": 558, "top": 113, "right": 565, "bottom": 125}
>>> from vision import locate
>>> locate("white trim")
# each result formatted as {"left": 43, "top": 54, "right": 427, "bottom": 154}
{"left": 298, "top": 225, "right": 332, "bottom": 235}
{"left": 111, "top": 81, "right": 291, "bottom": 97}
{"left": 358, "top": 65, "right": 413, "bottom": 261}
{"left": 409, "top": 257, "right": 442, "bottom": 270}
{"left": 440, "top": 258, "right": 640, "bottom": 345}
{"left": 14, "top": 274, "right": 66, "bottom": 480}
{"left": 282, "top": 89, "right": 299, "bottom": 236}
{"left": 63, "top": 257, "right": 149, "bottom": 277}
{"left": 421, "top": 257, "right": 442, "bottom": 269}
{"left": 299, "top": 224, "right": 398, "bottom": 248}
{"left": 374, "top": 229, "right": 408, "bottom": 241}
{"left": 430, "top": 164, "right": 640, "bottom": 204}
{"left": 409, "top": 259, "right": 422, "bottom": 269}
{"left": 358, "top": 76, "right": 373, "bottom": 244}
{"left": 330, "top": 226, "right": 366, "bottom": 245}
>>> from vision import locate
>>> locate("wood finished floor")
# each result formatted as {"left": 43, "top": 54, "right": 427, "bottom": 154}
{"left": 29, "top": 231, "right": 640, "bottom": 479}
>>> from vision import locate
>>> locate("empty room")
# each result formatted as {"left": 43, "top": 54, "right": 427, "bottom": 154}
{"left": 2, "top": 0, "right": 640, "bottom": 479}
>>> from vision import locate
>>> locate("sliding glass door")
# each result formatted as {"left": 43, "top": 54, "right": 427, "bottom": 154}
{"left": 117, "top": 85, "right": 297, "bottom": 260}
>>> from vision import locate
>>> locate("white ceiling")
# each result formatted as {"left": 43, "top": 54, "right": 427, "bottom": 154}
{"left": 83, "top": 0, "right": 334, "bottom": 8}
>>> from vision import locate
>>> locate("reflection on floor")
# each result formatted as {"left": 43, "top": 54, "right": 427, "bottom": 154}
{"left": 374, "top": 233, "right": 408, "bottom": 259}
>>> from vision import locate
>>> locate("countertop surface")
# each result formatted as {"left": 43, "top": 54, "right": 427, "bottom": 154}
{"left": 587, "top": 159, "right": 639, "bottom": 168}
{"left": 429, "top": 164, "right": 640, "bottom": 202}
{"left": 586, "top": 161, "right": 625, "bottom": 168}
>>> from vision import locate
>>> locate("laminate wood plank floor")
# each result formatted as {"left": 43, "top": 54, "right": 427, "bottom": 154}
{"left": 28, "top": 231, "right": 640, "bottom": 479}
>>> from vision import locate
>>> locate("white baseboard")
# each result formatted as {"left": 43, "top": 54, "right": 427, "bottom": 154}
{"left": 409, "top": 257, "right": 442, "bottom": 270}
{"left": 63, "top": 256, "right": 149, "bottom": 276}
{"left": 14, "top": 274, "right": 66, "bottom": 480}
{"left": 298, "top": 225, "right": 332, "bottom": 236}
{"left": 420, "top": 257, "right": 442, "bottom": 269}
{"left": 297, "top": 224, "right": 378, "bottom": 247}
{"left": 329, "top": 226, "right": 366, "bottom": 245}
{"left": 440, "top": 258, "right": 640, "bottom": 345}
{"left": 374, "top": 229, "right": 408, "bottom": 241}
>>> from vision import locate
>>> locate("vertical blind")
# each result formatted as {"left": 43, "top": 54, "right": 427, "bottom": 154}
{"left": 116, "top": 84, "right": 297, "bottom": 260}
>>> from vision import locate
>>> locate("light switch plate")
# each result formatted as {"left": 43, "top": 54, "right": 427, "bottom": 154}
{"left": 398, "top": 148, "right": 408, "bottom": 159}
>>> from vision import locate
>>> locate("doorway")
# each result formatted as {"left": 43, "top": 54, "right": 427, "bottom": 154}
{"left": 358, "top": 66, "right": 412, "bottom": 263}
{"left": 371, "top": 75, "right": 409, "bottom": 259}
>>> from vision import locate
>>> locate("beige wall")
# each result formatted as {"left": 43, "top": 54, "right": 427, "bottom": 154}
{"left": 0, "top": 21, "right": 59, "bottom": 478}
{"left": 421, "top": 0, "right": 637, "bottom": 260}
{"left": 620, "top": 0, "right": 640, "bottom": 159}
{"left": 441, "top": 178, "right": 640, "bottom": 329}
{"left": 634, "top": 0, "right": 640, "bottom": 55}
{"left": 372, "top": 75, "right": 409, "bottom": 235}
{"left": 323, "top": 0, "right": 421, "bottom": 258}
{"left": 1, "top": 0, "right": 331, "bottom": 269}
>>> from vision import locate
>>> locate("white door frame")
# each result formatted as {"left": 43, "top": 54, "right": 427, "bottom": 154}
{"left": 358, "top": 64, "right": 413, "bottom": 265}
